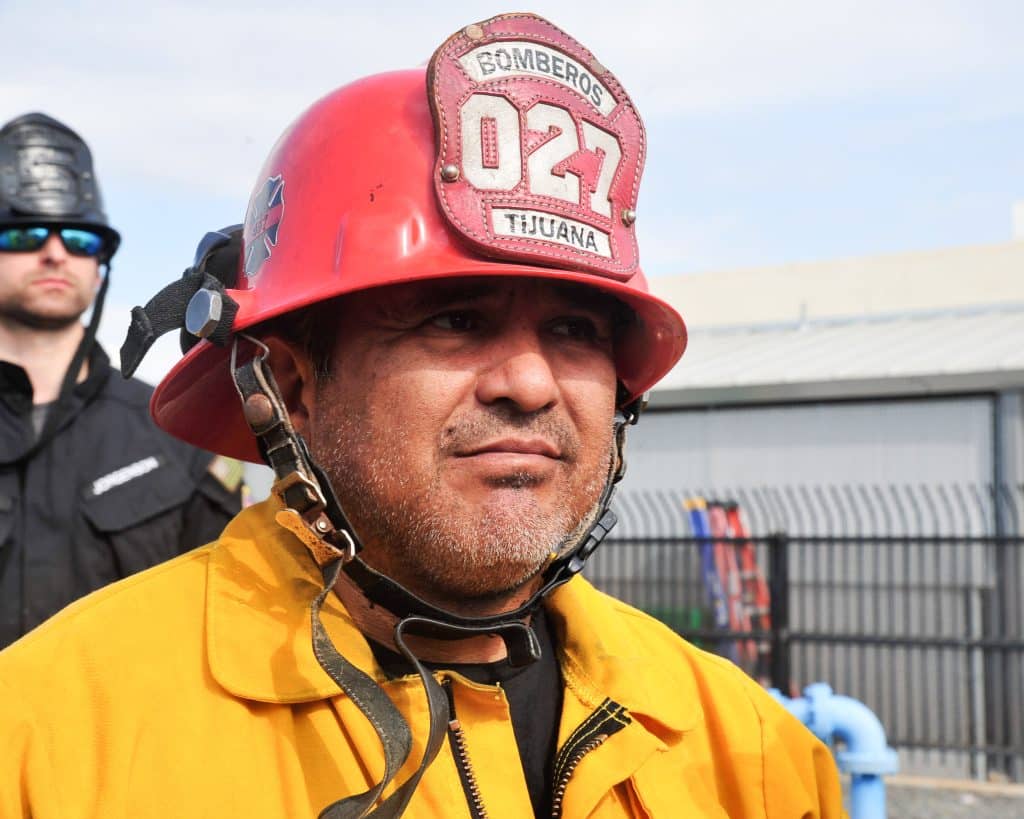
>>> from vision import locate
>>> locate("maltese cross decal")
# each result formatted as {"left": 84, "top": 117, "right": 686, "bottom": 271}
{"left": 244, "top": 175, "right": 285, "bottom": 277}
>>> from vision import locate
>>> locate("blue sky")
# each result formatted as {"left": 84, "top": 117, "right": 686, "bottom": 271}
{"left": 3, "top": 0, "right": 1022, "bottom": 382}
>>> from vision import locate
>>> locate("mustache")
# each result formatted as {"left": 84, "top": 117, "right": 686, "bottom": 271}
{"left": 439, "top": 408, "right": 579, "bottom": 461}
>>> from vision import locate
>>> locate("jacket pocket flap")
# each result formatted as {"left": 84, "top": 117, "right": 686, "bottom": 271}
{"left": 81, "top": 455, "right": 194, "bottom": 533}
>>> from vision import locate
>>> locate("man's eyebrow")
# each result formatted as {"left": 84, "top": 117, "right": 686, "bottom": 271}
{"left": 407, "top": 282, "right": 501, "bottom": 310}
{"left": 370, "top": 281, "right": 502, "bottom": 323}
{"left": 547, "top": 283, "right": 636, "bottom": 329}
{"left": 548, "top": 282, "right": 619, "bottom": 311}
{"left": 381, "top": 278, "right": 629, "bottom": 321}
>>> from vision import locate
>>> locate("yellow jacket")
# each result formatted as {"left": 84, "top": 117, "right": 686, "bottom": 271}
{"left": 0, "top": 499, "right": 843, "bottom": 818}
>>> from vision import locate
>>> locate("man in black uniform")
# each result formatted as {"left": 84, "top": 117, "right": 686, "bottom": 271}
{"left": 0, "top": 112, "right": 242, "bottom": 648}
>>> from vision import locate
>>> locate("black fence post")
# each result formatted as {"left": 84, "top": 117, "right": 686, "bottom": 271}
{"left": 768, "top": 531, "right": 791, "bottom": 695}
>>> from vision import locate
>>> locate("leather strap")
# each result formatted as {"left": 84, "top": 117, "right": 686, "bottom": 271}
{"left": 228, "top": 341, "right": 433, "bottom": 818}
{"left": 231, "top": 339, "right": 353, "bottom": 564}
{"left": 312, "top": 560, "right": 435, "bottom": 819}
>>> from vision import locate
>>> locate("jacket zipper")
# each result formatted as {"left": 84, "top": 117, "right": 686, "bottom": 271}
{"left": 549, "top": 698, "right": 631, "bottom": 819}
{"left": 442, "top": 682, "right": 630, "bottom": 819}
{"left": 550, "top": 733, "right": 607, "bottom": 818}
{"left": 444, "top": 679, "right": 489, "bottom": 819}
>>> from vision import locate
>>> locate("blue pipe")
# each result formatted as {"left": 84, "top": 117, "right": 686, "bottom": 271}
{"left": 769, "top": 683, "right": 899, "bottom": 819}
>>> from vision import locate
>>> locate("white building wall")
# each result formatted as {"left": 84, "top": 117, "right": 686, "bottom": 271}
{"left": 623, "top": 396, "right": 994, "bottom": 495}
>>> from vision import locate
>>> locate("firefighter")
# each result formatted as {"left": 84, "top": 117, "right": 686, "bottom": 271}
{"left": 0, "top": 15, "right": 842, "bottom": 818}
{"left": 0, "top": 112, "right": 242, "bottom": 649}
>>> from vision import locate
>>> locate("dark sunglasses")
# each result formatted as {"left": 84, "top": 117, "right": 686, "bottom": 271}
{"left": 0, "top": 226, "right": 106, "bottom": 257}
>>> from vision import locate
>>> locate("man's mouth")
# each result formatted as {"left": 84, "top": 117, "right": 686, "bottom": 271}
{"left": 31, "top": 276, "right": 73, "bottom": 289}
{"left": 458, "top": 438, "right": 562, "bottom": 459}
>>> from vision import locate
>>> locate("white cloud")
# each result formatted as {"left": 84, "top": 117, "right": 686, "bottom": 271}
{"left": 3, "top": 0, "right": 1021, "bottom": 200}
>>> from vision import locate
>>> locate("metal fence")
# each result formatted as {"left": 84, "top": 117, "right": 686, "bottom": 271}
{"left": 587, "top": 483, "right": 1024, "bottom": 781}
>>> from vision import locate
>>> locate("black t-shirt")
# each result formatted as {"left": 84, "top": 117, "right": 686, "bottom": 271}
{"left": 370, "top": 608, "right": 562, "bottom": 817}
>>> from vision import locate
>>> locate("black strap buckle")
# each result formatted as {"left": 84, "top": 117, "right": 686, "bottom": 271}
{"left": 119, "top": 225, "right": 242, "bottom": 378}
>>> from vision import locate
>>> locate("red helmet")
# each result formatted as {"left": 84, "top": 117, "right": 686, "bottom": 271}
{"left": 152, "top": 67, "right": 686, "bottom": 463}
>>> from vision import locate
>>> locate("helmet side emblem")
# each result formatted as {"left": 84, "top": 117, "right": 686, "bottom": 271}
{"left": 428, "top": 13, "right": 646, "bottom": 281}
{"left": 244, "top": 174, "right": 285, "bottom": 278}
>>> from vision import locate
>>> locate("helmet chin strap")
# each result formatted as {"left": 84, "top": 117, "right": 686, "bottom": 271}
{"left": 229, "top": 335, "right": 639, "bottom": 818}
{"left": 352, "top": 396, "right": 641, "bottom": 658}
{"left": 339, "top": 447, "right": 625, "bottom": 666}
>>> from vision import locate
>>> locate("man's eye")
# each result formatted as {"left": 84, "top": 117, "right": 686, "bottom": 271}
{"left": 429, "top": 311, "right": 477, "bottom": 331}
{"left": 551, "top": 317, "right": 601, "bottom": 340}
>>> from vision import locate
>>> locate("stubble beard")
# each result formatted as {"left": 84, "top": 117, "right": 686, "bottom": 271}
{"left": 312, "top": 401, "right": 612, "bottom": 608}
{"left": 0, "top": 289, "right": 90, "bottom": 331}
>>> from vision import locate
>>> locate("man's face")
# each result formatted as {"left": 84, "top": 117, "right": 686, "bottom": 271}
{"left": 0, "top": 232, "right": 100, "bottom": 330}
{"left": 309, "top": 277, "right": 619, "bottom": 607}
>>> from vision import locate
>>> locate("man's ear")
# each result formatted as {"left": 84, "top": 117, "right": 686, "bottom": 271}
{"left": 261, "top": 335, "right": 317, "bottom": 436}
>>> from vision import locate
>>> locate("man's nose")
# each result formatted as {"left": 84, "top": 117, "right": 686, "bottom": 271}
{"left": 475, "top": 325, "right": 559, "bottom": 414}
{"left": 39, "top": 233, "right": 68, "bottom": 264}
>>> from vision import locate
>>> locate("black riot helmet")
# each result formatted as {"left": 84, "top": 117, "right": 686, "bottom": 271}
{"left": 0, "top": 112, "right": 120, "bottom": 262}
{"left": 0, "top": 113, "right": 120, "bottom": 460}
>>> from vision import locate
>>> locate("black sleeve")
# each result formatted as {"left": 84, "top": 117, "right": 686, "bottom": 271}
{"left": 178, "top": 465, "right": 243, "bottom": 553}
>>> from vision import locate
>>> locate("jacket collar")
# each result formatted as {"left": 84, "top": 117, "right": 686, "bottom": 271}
{"left": 0, "top": 360, "right": 34, "bottom": 411}
{"left": 0, "top": 342, "right": 112, "bottom": 461}
{"left": 206, "top": 498, "right": 698, "bottom": 735}
{"left": 546, "top": 575, "right": 701, "bottom": 736}
{"left": 0, "top": 340, "right": 112, "bottom": 407}
{"left": 206, "top": 497, "right": 376, "bottom": 703}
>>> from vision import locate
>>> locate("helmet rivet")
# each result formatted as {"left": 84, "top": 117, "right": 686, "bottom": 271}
{"left": 440, "top": 163, "right": 461, "bottom": 182}
{"left": 315, "top": 518, "right": 331, "bottom": 533}
{"left": 621, "top": 208, "right": 637, "bottom": 227}
{"left": 242, "top": 393, "right": 275, "bottom": 430}
{"left": 185, "top": 288, "right": 223, "bottom": 338}
{"left": 464, "top": 23, "right": 485, "bottom": 40}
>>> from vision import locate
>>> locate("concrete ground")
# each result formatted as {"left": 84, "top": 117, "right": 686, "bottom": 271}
{"left": 847, "top": 776, "right": 1024, "bottom": 819}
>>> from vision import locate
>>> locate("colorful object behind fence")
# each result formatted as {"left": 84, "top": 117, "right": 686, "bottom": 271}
{"left": 684, "top": 497, "right": 733, "bottom": 659}
{"left": 685, "top": 498, "right": 776, "bottom": 680}
{"left": 726, "top": 501, "right": 773, "bottom": 682}
{"left": 708, "top": 500, "right": 750, "bottom": 666}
